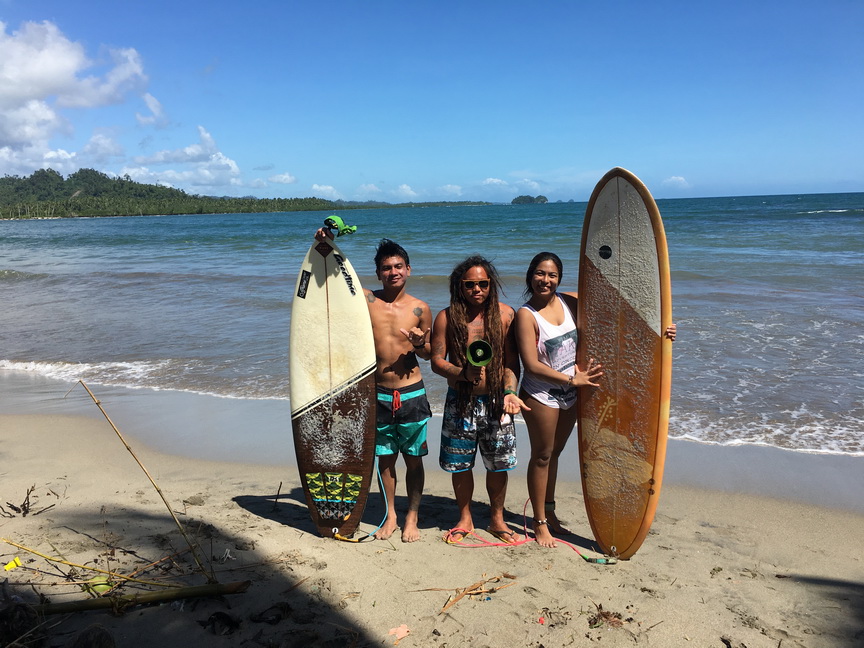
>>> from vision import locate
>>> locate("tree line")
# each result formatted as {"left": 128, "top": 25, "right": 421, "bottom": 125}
{"left": 0, "top": 168, "right": 488, "bottom": 219}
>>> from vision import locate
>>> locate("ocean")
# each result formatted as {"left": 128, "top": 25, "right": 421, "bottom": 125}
{"left": 1, "top": 193, "right": 862, "bottom": 463}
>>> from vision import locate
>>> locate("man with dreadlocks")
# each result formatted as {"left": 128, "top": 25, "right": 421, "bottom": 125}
{"left": 431, "top": 255, "right": 529, "bottom": 544}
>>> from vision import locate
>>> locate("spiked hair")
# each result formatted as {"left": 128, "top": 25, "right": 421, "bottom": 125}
{"left": 374, "top": 239, "right": 410, "bottom": 272}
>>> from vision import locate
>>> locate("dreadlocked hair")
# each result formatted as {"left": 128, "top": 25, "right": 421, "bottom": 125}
{"left": 446, "top": 255, "right": 507, "bottom": 420}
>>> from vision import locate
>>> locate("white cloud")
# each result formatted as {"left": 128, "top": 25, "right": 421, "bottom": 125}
{"left": 392, "top": 184, "right": 418, "bottom": 200}
{"left": 0, "top": 98, "right": 67, "bottom": 149}
{"left": 42, "top": 148, "right": 77, "bottom": 174}
{"left": 268, "top": 172, "right": 296, "bottom": 184}
{"left": 135, "top": 92, "right": 168, "bottom": 127}
{"left": 57, "top": 47, "right": 147, "bottom": 108}
{"left": 482, "top": 177, "right": 508, "bottom": 186}
{"left": 663, "top": 175, "right": 690, "bottom": 189}
{"left": 134, "top": 125, "right": 218, "bottom": 164}
{"left": 0, "top": 21, "right": 146, "bottom": 114}
{"left": 516, "top": 178, "right": 540, "bottom": 191}
{"left": 82, "top": 131, "right": 123, "bottom": 163}
{"left": 0, "top": 21, "right": 89, "bottom": 108}
{"left": 0, "top": 20, "right": 150, "bottom": 175}
{"left": 122, "top": 127, "right": 241, "bottom": 188}
{"left": 357, "top": 183, "right": 381, "bottom": 196}
{"left": 311, "top": 184, "right": 342, "bottom": 200}
{"left": 439, "top": 184, "right": 462, "bottom": 197}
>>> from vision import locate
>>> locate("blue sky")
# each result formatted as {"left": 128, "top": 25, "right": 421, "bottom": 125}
{"left": 1, "top": 1, "right": 861, "bottom": 202}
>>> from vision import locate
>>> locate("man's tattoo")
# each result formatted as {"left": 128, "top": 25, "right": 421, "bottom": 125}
{"left": 503, "top": 370, "right": 517, "bottom": 392}
{"left": 413, "top": 306, "right": 423, "bottom": 317}
{"left": 431, "top": 342, "right": 445, "bottom": 359}
{"left": 466, "top": 320, "right": 485, "bottom": 340}
{"left": 366, "top": 292, "right": 376, "bottom": 303}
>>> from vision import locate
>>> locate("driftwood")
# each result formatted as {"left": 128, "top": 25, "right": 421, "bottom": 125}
{"left": 37, "top": 580, "right": 251, "bottom": 615}
{"left": 74, "top": 381, "right": 214, "bottom": 582}
{"left": 413, "top": 573, "right": 517, "bottom": 615}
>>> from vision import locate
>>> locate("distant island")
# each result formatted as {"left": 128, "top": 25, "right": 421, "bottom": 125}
{"left": 0, "top": 168, "right": 491, "bottom": 219}
{"left": 511, "top": 194, "right": 548, "bottom": 204}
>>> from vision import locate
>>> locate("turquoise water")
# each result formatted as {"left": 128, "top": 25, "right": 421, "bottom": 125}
{"left": 1, "top": 193, "right": 862, "bottom": 455}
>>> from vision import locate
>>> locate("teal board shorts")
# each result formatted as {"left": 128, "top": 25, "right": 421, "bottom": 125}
{"left": 375, "top": 380, "right": 432, "bottom": 457}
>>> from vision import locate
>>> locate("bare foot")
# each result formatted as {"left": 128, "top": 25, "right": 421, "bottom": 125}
{"left": 487, "top": 526, "right": 523, "bottom": 544}
{"left": 454, "top": 515, "right": 474, "bottom": 535}
{"left": 401, "top": 512, "right": 420, "bottom": 542}
{"left": 374, "top": 518, "right": 398, "bottom": 541}
{"left": 533, "top": 523, "right": 557, "bottom": 548}
{"left": 547, "top": 511, "right": 571, "bottom": 535}
{"left": 401, "top": 523, "right": 420, "bottom": 543}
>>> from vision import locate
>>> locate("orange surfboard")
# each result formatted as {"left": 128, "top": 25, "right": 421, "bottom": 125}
{"left": 576, "top": 167, "right": 673, "bottom": 559}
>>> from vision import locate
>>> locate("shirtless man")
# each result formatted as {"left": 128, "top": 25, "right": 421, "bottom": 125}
{"left": 315, "top": 230, "right": 432, "bottom": 542}
{"left": 430, "top": 255, "right": 529, "bottom": 544}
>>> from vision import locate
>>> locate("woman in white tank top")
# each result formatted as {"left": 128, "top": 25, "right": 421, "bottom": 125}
{"left": 514, "top": 253, "right": 603, "bottom": 548}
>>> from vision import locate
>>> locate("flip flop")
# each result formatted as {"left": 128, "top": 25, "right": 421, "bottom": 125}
{"left": 443, "top": 528, "right": 475, "bottom": 544}
{"left": 486, "top": 528, "right": 521, "bottom": 545}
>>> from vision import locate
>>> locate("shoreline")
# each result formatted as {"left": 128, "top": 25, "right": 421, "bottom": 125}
{"left": 1, "top": 412, "right": 863, "bottom": 647}
{"left": 2, "top": 369, "right": 863, "bottom": 515}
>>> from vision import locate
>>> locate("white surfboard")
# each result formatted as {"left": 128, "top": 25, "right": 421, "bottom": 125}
{"left": 290, "top": 237, "right": 376, "bottom": 538}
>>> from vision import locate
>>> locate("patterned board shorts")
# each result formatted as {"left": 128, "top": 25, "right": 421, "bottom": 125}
{"left": 375, "top": 380, "right": 432, "bottom": 457}
{"left": 439, "top": 388, "right": 517, "bottom": 473}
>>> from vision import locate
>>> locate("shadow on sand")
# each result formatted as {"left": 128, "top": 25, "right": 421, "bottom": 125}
{"left": 234, "top": 483, "right": 599, "bottom": 552}
{"left": 1, "top": 499, "right": 380, "bottom": 648}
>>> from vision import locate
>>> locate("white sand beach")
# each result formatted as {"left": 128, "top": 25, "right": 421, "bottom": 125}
{"left": 2, "top": 408, "right": 863, "bottom": 647}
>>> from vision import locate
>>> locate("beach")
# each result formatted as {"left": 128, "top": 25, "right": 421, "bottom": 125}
{"left": 2, "top": 410, "right": 863, "bottom": 648}
{"left": 1, "top": 196, "right": 862, "bottom": 646}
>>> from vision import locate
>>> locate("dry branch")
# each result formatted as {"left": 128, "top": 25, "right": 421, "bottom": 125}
{"left": 37, "top": 580, "right": 251, "bottom": 615}
{"left": 74, "top": 381, "right": 214, "bottom": 582}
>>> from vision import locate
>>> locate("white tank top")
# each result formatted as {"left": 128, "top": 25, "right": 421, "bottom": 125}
{"left": 519, "top": 294, "right": 578, "bottom": 409}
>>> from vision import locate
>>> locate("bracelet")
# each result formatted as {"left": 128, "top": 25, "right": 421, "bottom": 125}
{"left": 412, "top": 342, "right": 425, "bottom": 349}
{"left": 503, "top": 389, "right": 518, "bottom": 396}
{"left": 534, "top": 519, "right": 548, "bottom": 526}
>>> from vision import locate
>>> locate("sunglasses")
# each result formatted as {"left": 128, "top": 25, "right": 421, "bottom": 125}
{"left": 462, "top": 280, "right": 490, "bottom": 289}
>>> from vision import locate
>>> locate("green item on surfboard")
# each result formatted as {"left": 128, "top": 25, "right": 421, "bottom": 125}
{"left": 324, "top": 215, "right": 357, "bottom": 237}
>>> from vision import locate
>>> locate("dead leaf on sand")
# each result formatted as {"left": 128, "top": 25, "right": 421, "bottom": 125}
{"left": 587, "top": 601, "right": 624, "bottom": 629}
{"left": 412, "top": 573, "right": 517, "bottom": 614}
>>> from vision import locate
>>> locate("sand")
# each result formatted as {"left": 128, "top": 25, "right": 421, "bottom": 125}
{"left": 2, "top": 412, "right": 863, "bottom": 648}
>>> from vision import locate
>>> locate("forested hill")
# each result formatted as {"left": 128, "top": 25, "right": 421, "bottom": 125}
{"left": 0, "top": 168, "right": 488, "bottom": 219}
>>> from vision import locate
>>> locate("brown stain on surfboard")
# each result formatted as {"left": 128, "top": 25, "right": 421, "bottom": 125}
{"left": 290, "top": 237, "right": 377, "bottom": 539}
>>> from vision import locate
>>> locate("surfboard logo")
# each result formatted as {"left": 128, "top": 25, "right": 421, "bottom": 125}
{"left": 333, "top": 254, "right": 357, "bottom": 296}
{"left": 297, "top": 270, "right": 311, "bottom": 299}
